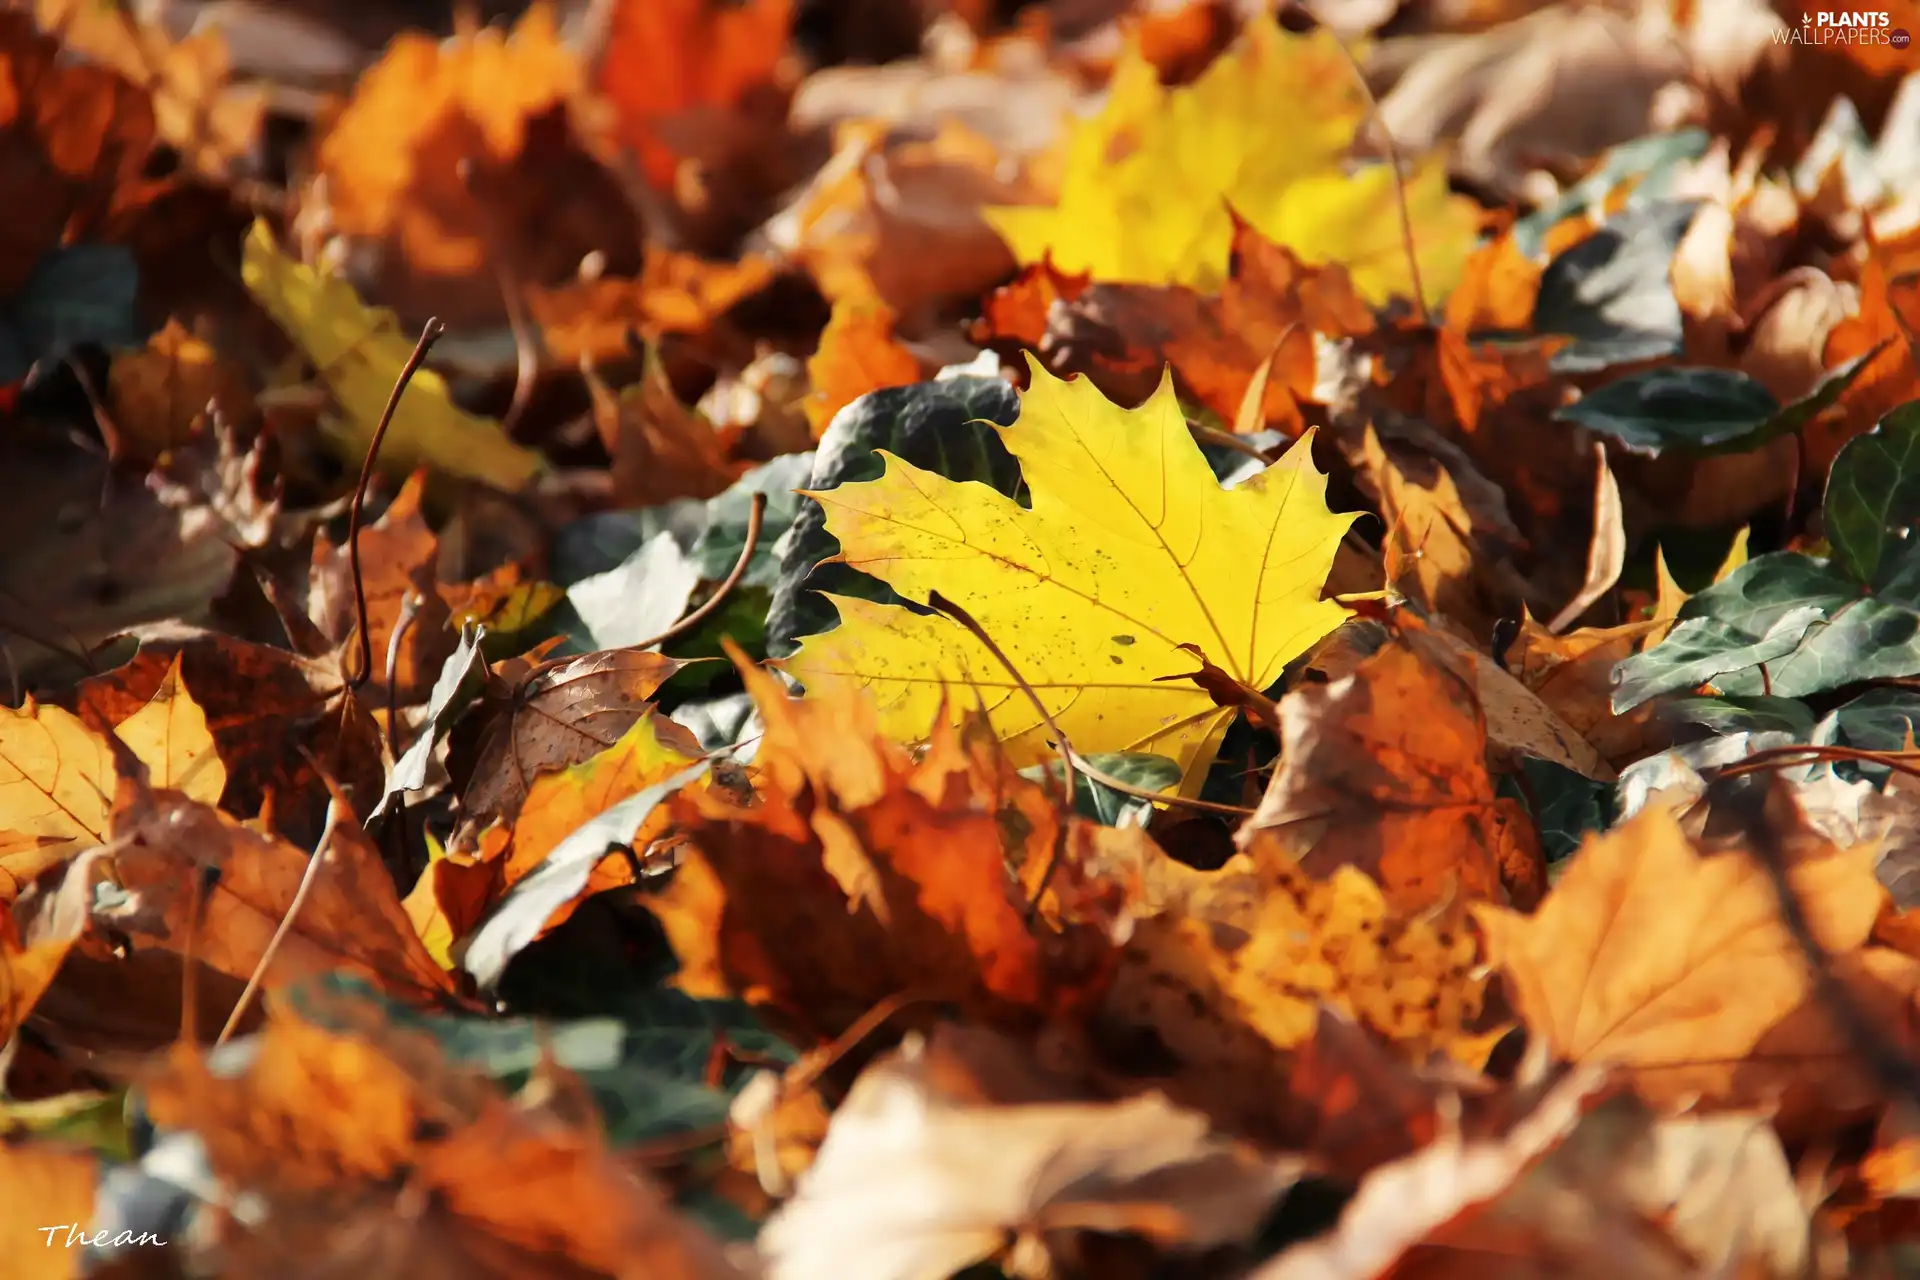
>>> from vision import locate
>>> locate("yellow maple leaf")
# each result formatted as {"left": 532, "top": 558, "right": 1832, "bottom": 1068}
{"left": 240, "top": 220, "right": 545, "bottom": 492}
{"left": 983, "top": 19, "right": 1479, "bottom": 307}
{"left": 784, "top": 357, "right": 1358, "bottom": 794}
{"left": 1, "top": 655, "right": 227, "bottom": 881}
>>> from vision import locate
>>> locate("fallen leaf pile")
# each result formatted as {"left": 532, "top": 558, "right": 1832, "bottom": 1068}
{"left": 10, "top": 0, "right": 1920, "bottom": 1276}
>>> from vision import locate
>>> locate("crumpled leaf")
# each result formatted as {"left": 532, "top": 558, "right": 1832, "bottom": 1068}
{"left": 759, "top": 1026, "right": 1302, "bottom": 1280}
{"left": 985, "top": 18, "right": 1479, "bottom": 307}
{"left": 1241, "top": 625, "right": 1547, "bottom": 912}
{"left": 240, "top": 220, "right": 544, "bottom": 492}
{"left": 648, "top": 650, "right": 1116, "bottom": 1039}
{"left": 439, "top": 709, "right": 706, "bottom": 978}
{"left": 786, "top": 358, "right": 1358, "bottom": 795}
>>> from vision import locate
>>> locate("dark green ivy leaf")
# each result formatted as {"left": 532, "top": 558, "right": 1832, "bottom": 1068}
{"left": 1555, "top": 353, "right": 1876, "bottom": 459}
{"left": 1825, "top": 400, "right": 1920, "bottom": 584}
{"left": 766, "top": 376, "right": 1022, "bottom": 655}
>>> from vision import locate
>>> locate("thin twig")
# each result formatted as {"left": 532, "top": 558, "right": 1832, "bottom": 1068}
{"left": 346, "top": 318, "right": 447, "bottom": 689}
{"left": 628, "top": 492, "right": 767, "bottom": 651}
{"left": 1717, "top": 742, "right": 1920, "bottom": 786}
{"left": 924, "top": 591, "right": 1256, "bottom": 820}
{"left": 218, "top": 799, "right": 342, "bottom": 1047}
{"left": 1305, "top": 8, "right": 1428, "bottom": 323}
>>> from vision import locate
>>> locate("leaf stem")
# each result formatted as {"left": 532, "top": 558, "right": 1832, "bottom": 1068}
{"left": 346, "top": 318, "right": 447, "bottom": 690}
{"left": 627, "top": 492, "right": 767, "bottom": 652}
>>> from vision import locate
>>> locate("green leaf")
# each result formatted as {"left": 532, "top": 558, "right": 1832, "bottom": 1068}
{"left": 1825, "top": 401, "right": 1920, "bottom": 584}
{"left": 288, "top": 975, "right": 791, "bottom": 1148}
{"left": 1020, "top": 752, "right": 1183, "bottom": 826}
{"left": 1661, "top": 694, "right": 1818, "bottom": 738}
{"left": 1532, "top": 200, "right": 1700, "bottom": 374}
{"left": 1556, "top": 354, "right": 1877, "bottom": 459}
{"left": 766, "top": 376, "right": 1023, "bottom": 655}
{"left": 1497, "top": 757, "right": 1613, "bottom": 864}
{"left": 1819, "top": 688, "right": 1920, "bottom": 753}
{"left": 1610, "top": 606, "right": 1826, "bottom": 711}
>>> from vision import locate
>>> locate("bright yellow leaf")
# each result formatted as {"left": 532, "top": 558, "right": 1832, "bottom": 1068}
{"left": 983, "top": 19, "right": 1479, "bottom": 308}
{"left": 784, "top": 357, "right": 1359, "bottom": 794}
{"left": 0, "top": 659, "right": 227, "bottom": 878}
{"left": 240, "top": 220, "right": 545, "bottom": 492}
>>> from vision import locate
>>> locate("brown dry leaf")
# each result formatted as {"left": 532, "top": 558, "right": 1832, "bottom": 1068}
{"left": 434, "top": 710, "right": 706, "bottom": 951}
{"left": 105, "top": 317, "right": 255, "bottom": 462}
{"left": 1353, "top": 422, "right": 1524, "bottom": 639}
{"left": 0, "top": 10, "right": 158, "bottom": 294}
{"left": 0, "top": 895, "right": 76, "bottom": 1047}
{"left": 34, "top": 0, "right": 265, "bottom": 179}
{"left": 758, "top": 1025, "right": 1302, "bottom": 1280}
{"left": 527, "top": 246, "right": 778, "bottom": 366}
{"left": 585, "top": 347, "right": 746, "bottom": 508}
{"left": 1259, "top": 1071, "right": 1809, "bottom": 1279}
{"left": 593, "top": 0, "right": 795, "bottom": 191}
{"left": 1812, "top": 228, "right": 1920, "bottom": 472}
{"left": 1444, "top": 219, "right": 1548, "bottom": 333}
{"left": 1509, "top": 611, "right": 1672, "bottom": 767}
{"left": 457, "top": 649, "right": 694, "bottom": 847}
{"left": 649, "top": 651, "right": 1112, "bottom": 1040}
{"left": 971, "top": 259, "right": 1091, "bottom": 356}
{"left": 0, "top": 1137, "right": 95, "bottom": 1280}
{"left": 804, "top": 297, "right": 923, "bottom": 436}
{"left": 65, "top": 626, "right": 386, "bottom": 850}
{"left": 1240, "top": 626, "right": 1547, "bottom": 913}
{"left": 1059, "top": 220, "right": 1375, "bottom": 431}
{"left": 1281, "top": 1008, "right": 1458, "bottom": 1179}
{"left": 758, "top": 117, "right": 1029, "bottom": 324}
{"left": 141, "top": 998, "right": 745, "bottom": 1279}
{"left": 311, "top": 3, "right": 637, "bottom": 327}
{"left": 97, "top": 782, "right": 458, "bottom": 1008}
{"left": 1474, "top": 801, "right": 1888, "bottom": 1112}
{"left": 308, "top": 470, "right": 454, "bottom": 713}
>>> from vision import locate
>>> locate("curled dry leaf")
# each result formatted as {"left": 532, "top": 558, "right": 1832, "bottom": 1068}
{"left": 584, "top": 347, "right": 746, "bottom": 509}
{"left": 416, "top": 709, "right": 705, "bottom": 957}
{"left": 456, "top": 649, "right": 694, "bottom": 847}
{"left": 105, "top": 317, "right": 256, "bottom": 462}
{"left": 649, "top": 652, "right": 1116, "bottom": 1039}
{"left": 760, "top": 1025, "right": 1303, "bottom": 1280}
{"left": 757, "top": 117, "right": 1030, "bottom": 324}
{"left": 99, "top": 782, "right": 457, "bottom": 1008}
{"left": 1240, "top": 627, "right": 1548, "bottom": 912}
